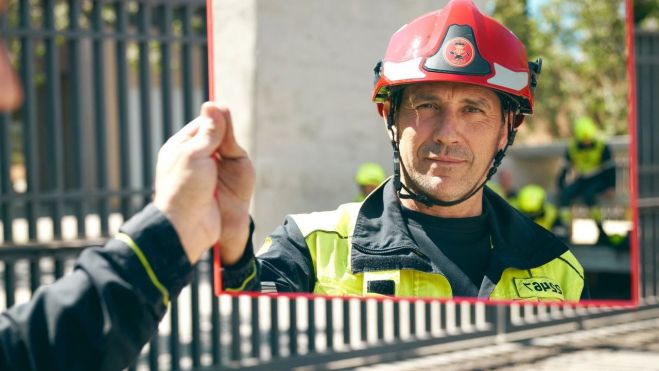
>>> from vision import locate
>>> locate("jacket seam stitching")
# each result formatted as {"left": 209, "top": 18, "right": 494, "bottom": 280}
{"left": 557, "top": 256, "right": 585, "bottom": 280}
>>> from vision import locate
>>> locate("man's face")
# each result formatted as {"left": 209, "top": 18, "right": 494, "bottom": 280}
{"left": 393, "top": 81, "right": 507, "bottom": 201}
{"left": 0, "top": 0, "right": 23, "bottom": 112}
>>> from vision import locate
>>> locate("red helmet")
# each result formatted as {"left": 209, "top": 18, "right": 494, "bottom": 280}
{"left": 372, "top": 0, "right": 540, "bottom": 126}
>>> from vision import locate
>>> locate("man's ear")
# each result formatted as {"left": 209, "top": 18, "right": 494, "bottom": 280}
{"left": 382, "top": 101, "right": 397, "bottom": 141}
{"left": 381, "top": 101, "right": 390, "bottom": 123}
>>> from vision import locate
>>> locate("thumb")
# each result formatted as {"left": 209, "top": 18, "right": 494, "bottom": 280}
{"left": 188, "top": 103, "right": 226, "bottom": 157}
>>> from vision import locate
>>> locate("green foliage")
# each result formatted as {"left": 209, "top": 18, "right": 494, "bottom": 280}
{"left": 492, "top": 0, "right": 628, "bottom": 140}
{"left": 634, "top": 0, "right": 659, "bottom": 28}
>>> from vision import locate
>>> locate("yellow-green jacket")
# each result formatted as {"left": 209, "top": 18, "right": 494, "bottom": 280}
{"left": 223, "top": 180, "right": 587, "bottom": 302}
{"left": 567, "top": 138, "right": 606, "bottom": 176}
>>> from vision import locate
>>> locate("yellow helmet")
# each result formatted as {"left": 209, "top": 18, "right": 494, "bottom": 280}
{"left": 574, "top": 117, "right": 598, "bottom": 142}
{"left": 517, "top": 184, "right": 546, "bottom": 214}
{"left": 355, "top": 163, "right": 386, "bottom": 186}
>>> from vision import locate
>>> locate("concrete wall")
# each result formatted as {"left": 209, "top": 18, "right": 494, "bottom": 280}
{"left": 210, "top": 0, "right": 489, "bottom": 243}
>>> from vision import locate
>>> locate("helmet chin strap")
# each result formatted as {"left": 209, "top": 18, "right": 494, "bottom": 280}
{"left": 387, "top": 92, "right": 519, "bottom": 208}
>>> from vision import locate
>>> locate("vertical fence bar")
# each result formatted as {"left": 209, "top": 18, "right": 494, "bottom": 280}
{"left": 360, "top": 300, "right": 367, "bottom": 343}
{"left": 114, "top": 1, "right": 132, "bottom": 219}
{"left": 29, "top": 257, "right": 40, "bottom": 296}
{"left": 270, "top": 296, "right": 279, "bottom": 358}
{"left": 342, "top": 299, "right": 350, "bottom": 347}
{"left": 637, "top": 33, "right": 654, "bottom": 299}
{"left": 307, "top": 298, "right": 316, "bottom": 353}
{"left": 181, "top": 4, "right": 195, "bottom": 122}
{"left": 0, "top": 114, "right": 12, "bottom": 242}
{"left": 190, "top": 268, "right": 201, "bottom": 368}
{"left": 376, "top": 300, "right": 384, "bottom": 341}
{"left": 169, "top": 298, "right": 180, "bottom": 371}
{"left": 54, "top": 256, "right": 63, "bottom": 279}
{"left": 91, "top": 0, "right": 109, "bottom": 236}
{"left": 230, "top": 295, "right": 241, "bottom": 362}
{"left": 137, "top": 3, "right": 153, "bottom": 207}
{"left": 42, "top": 0, "right": 64, "bottom": 240}
{"left": 393, "top": 300, "right": 400, "bottom": 340}
{"left": 4, "top": 261, "right": 14, "bottom": 308}
{"left": 289, "top": 298, "right": 298, "bottom": 356}
{"left": 159, "top": 3, "right": 173, "bottom": 141}
{"left": 409, "top": 300, "right": 416, "bottom": 337}
{"left": 325, "top": 298, "right": 334, "bottom": 350}
{"left": 67, "top": 0, "right": 87, "bottom": 238}
{"left": 251, "top": 295, "right": 260, "bottom": 359}
{"left": 454, "top": 302, "right": 464, "bottom": 332}
{"left": 425, "top": 301, "right": 432, "bottom": 335}
{"left": 644, "top": 33, "right": 659, "bottom": 299}
{"left": 148, "top": 330, "right": 160, "bottom": 371}
{"left": 201, "top": 5, "right": 210, "bottom": 103}
{"left": 440, "top": 301, "right": 449, "bottom": 334}
{"left": 209, "top": 252, "right": 221, "bottom": 365}
{"left": 19, "top": 0, "right": 38, "bottom": 241}
{"left": 0, "top": 0, "right": 9, "bottom": 244}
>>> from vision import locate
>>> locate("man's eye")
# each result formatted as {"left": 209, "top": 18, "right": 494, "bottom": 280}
{"left": 415, "top": 103, "right": 437, "bottom": 110}
{"left": 465, "top": 106, "right": 483, "bottom": 113}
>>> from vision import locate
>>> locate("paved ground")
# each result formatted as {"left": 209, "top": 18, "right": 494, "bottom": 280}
{"left": 357, "top": 318, "right": 659, "bottom": 371}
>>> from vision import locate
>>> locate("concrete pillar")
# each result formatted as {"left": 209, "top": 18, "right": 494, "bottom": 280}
{"left": 210, "top": 0, "right": 489, "bottom": 243}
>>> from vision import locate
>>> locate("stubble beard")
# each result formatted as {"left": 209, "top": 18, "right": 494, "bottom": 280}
{"left": 402, "top": 142, "right": 476, "bottom": 203}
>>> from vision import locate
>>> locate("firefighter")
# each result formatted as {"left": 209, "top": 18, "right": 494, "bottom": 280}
{"left": 220, "top": 0, "right": 586, "bottom": 302}
{"left": 516, "top": 184, "right": 567, "bottom": 240}
{"left": 558, "top": 116, "right": 616, "bottom": 208}
{"left": 355, "top": 162, "right": 387, "bottom": 201}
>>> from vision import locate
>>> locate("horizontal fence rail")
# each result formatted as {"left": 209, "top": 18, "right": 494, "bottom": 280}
{"left": 1, "top": 245, "right": 657, "bottom": 371}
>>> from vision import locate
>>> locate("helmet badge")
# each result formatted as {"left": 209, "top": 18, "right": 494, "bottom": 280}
{"left": 424, "top": 25, "right": 490, "bottom": 76}
{"left": 443, "top": 37, "right": 474, "bottom": 67}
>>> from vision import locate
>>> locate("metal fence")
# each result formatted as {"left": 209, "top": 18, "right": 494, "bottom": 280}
{"left": 1, "top": 244, "right": 658, "bottom": 371}
{"left": 0, "top": 1, "right": 658, "bottom": 370}
{"left": 0, "top": 0, "right": 208, "bottom": 244}
{"left": 636, "top": 30, "right": 659, "bottom": 300}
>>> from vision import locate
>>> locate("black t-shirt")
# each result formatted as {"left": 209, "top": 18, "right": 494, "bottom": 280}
{"left": 402, "top": 206, "right": 491, "bottom": 297}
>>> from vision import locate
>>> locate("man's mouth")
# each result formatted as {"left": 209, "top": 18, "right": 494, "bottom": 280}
{"left": 426, "top": 155, "right": 466, "bottom": 165}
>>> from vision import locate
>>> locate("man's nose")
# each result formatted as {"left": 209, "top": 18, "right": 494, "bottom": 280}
{"left": 432, "top": 110, "right": 461, "bottom": 144}
{"left": 0, "top": 43, "right": 23, "bottom": 112}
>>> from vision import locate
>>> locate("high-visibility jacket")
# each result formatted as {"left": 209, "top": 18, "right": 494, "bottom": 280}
{"left": 223, "top": 180, "right": 587, "bottom": 302}
{"left": 567, "top": 139, "right": 606, "bottom": 176}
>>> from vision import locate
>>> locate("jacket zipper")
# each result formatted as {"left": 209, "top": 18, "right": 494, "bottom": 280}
{"left": 352, "top": 243, "right": 430, "bottom": 260}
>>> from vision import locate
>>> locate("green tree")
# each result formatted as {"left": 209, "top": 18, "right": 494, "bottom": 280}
{"left": 493, "top": 0, "right": 628, "bottom": 140}
{"left": 634, "top": 0, "right": 659, "bottom": 28}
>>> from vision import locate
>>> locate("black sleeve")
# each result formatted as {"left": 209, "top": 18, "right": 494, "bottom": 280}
{"left": 222, "top": 216, "right": 315, "bottom": 293}
{"left": 557, "top": 149, "right": 571, "bottom": 189}
{"left": 600, "top": 144, "right": 616, "bottom": 185}
{"left": 0, "top": 204, "right": 193, "bottom": 371}
{"left": 601, "top": 144, "right": 612, "bottom": 163}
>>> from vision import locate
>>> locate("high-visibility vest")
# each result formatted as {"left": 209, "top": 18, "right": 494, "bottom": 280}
{"left": 567, "top": 139, "right": 605, "bottom": 175}
{"left": 290, "top": 203, "right": 583, "bottom": 302}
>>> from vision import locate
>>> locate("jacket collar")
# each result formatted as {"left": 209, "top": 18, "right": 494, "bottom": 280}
{"left": 350, "top": 179, "right": 568, "bottom": 275}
